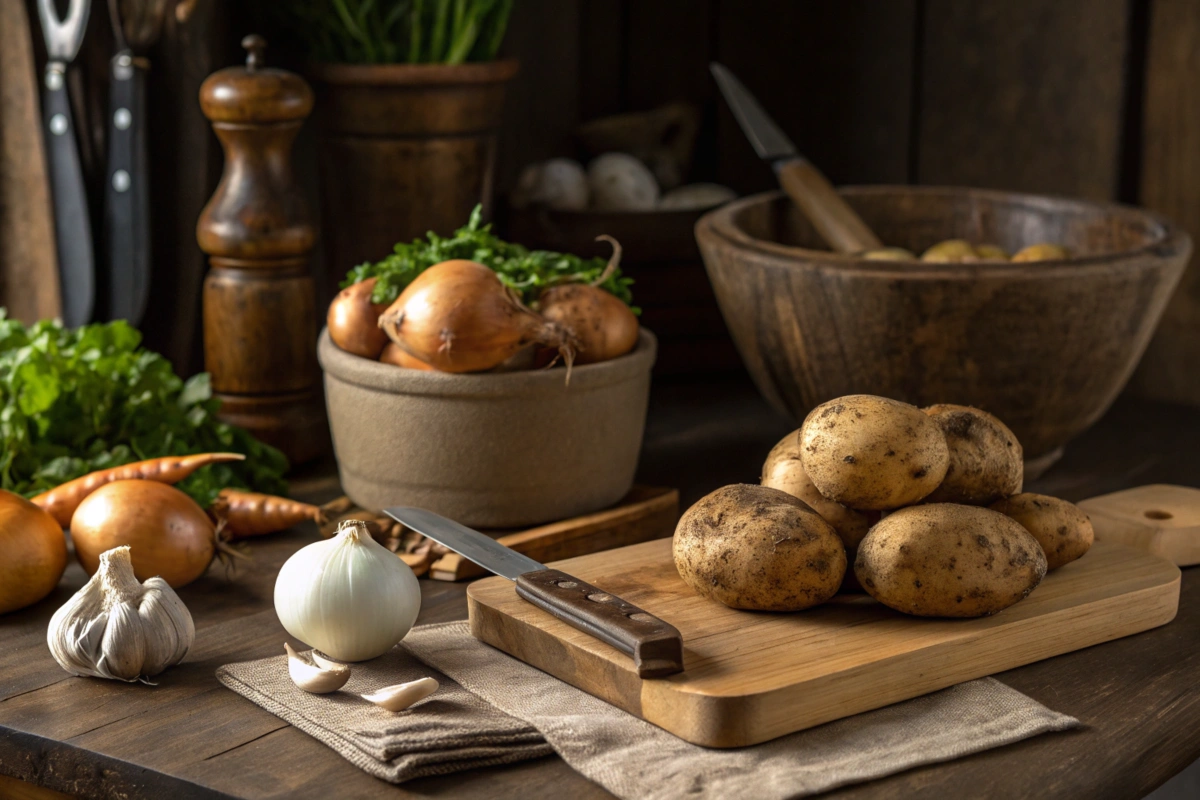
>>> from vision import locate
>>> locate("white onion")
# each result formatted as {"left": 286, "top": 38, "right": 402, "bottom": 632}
{"left": 273, "top": 521, "right": 421, "bottom": 661}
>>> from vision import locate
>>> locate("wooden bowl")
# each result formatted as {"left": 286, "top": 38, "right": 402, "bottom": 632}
{"left": 695, "top": 187, "right": 1191, "bottom": 459}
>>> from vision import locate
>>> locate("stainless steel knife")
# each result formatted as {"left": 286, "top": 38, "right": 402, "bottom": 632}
{"left": 383, "top": 507, "right": 684, "bottom": 678}
{"left": 710, "top": 62, "right": 882, "bottom": 254}
{"left": 37, "top": 0, "right": 96, "bottom": 328}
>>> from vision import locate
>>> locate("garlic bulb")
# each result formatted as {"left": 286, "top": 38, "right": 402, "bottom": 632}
{"left": 274, "top": 520, "right": 421, "bottom": 662}
{"left": 47, "top": 546, "right": 194, "bottom": 682}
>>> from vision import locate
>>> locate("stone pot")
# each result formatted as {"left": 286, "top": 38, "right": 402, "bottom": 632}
{"left": 317, "top": 328, "right": 657, "bottom": 528}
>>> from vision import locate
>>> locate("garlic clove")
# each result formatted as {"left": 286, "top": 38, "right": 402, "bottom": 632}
{"left": 285, "top": 642, "right": 351, "bottom": 693}
{"left": 361, "top": 676, "right": 439, "bottom": 712}
{"left": 311, "top": 650, "right": 346, "bottom": 672}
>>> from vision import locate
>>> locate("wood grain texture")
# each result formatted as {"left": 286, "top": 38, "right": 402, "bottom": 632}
{"left": 695, "top": 188, "right": 1190, "bottom": 458}
{"left": 197, "top": 41, "right": 326, "bottom": 465}
{"left": 1081, "top": 484, "right": 1200, "bottom": 566}
{"left": 469, "top": 539, "right": 1179, "bottom": 747}
{"left": 1131, "top": 0, "right": 1200, "bottom": 406}
{"left": 775, "top": 159, "right": 882, "bottom": 253}
{"left": 916, "top": 0, "right": 1130, "bottom": 200}
{"left": 3, "top": 387, "right": 1200, "bottom": 798}
{"left": 0, "top": 0, "right": 61, "bottom": 323}
{"left": 429, "top": 486, "right": 679, "bottom": 581}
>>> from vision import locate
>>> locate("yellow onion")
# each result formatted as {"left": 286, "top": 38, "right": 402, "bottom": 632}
{"left": 0, "top": 489, "right": 68, "bottom": 614}
{"left": 328, "top": 277, "right": 391, "bottom": 358}
{"left": 71, "top": 480, "right": 216, "bottom": 589}
{"left": 378, "top": 259, "right": 574, "bottom": 373}
{"left": 537, "top": 236, "right": 639, "bottom": 365}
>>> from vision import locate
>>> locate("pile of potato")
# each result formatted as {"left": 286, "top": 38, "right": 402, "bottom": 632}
{"left": 673, "top": 395, "right": 1094, "bottom": 618}
{"left": 862, "top": 239, "right": 1069, "bottom": 263}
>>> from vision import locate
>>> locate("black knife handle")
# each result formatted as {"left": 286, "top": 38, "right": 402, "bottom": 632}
{"left": 42, "top": 63, "right": 95, "bottom": 327}
{"left": 104, "top": 53, "right": 150, "bottom": 324}
{"left": 515, "top": 569, "right": 683, "bottom": 678}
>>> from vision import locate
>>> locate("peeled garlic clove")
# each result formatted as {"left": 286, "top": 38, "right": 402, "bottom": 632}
{"left": 311, "top": 650, "right": 346, "bottom": 671}
{"left": 285, "top": 642, "right": 350, "bottom": 694}
{"left": 362, "top": 676, "right": 439, "bottom": 712}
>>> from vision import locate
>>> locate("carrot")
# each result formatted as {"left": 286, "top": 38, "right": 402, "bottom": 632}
{"left": 210, "top": 489, "right": 327, "bottom": 541}
{"left": 32, "top": 453, "right": 247, "bottom": 527}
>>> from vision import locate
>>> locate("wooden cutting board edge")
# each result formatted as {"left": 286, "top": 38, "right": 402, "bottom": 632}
{"left": 467, "top": 540, "right": 1180, "bottom": 748}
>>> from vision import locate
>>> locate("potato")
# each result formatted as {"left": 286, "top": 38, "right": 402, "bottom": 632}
{"left": 854, "top": 504, "right": 1047, "bottom": 618}
{"left": 990, "top": 493, "right": 1094, "bottom": 570}
{"left": 673, "top": 484, "right": 846, "bottom": 611}
{"left": 922, "top": 404, "right": 1023, "bottom": 505}
{"left": 974, "top": 243, "right": 1009, "bottom": 260}
{"left": 921, "top": 239, "right": 978, "bottom": 262}
{"left": 1012, "top": 243, "right": 1069, "bottom": 262}
{"left": 761, "top": 431, "right": 878, "bottom": 592}
{"left": 799, "top": 395, "right": 949, "bottom": 510}
{"left": 860, "top": 247, "right": 916, "bottom": 261}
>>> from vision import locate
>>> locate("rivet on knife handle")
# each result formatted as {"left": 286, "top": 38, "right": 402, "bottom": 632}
{"left": 515, "top": 569, "right": 683, "bottom": 678}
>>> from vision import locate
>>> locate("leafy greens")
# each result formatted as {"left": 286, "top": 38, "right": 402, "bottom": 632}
{"left": 0, "top": 312, "right": 289, "bottom": 509}
{"left": 342, "top": 206, "right": 636, "bottom": 310}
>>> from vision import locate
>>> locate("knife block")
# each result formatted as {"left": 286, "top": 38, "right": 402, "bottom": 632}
{"left": 197, "top": 35, "right": 328, "bottom": 465}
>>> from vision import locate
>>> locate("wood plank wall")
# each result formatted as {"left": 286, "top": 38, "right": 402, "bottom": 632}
{"left": 8, "top": 0, "right": 1200, "bottom": 405}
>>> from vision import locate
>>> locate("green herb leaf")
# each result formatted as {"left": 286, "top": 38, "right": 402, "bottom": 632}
{"left": 0, "top": 317, "right": 289, "bottom": 507}
{"left": 342, "top": 205, "right": 637, "bottom": 310}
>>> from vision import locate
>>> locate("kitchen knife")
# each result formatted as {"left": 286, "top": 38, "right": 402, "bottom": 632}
{"left": 383, "top": 507, "right": 684, "bottom": 678}
{"left": 104, "top": 5, "right": 151, "bottom": 324}
{"left": 37, "top": 0, "right": 96, "bottom": 327}
{"left": 711, "top": 62, "right": 882, "bottom": 254}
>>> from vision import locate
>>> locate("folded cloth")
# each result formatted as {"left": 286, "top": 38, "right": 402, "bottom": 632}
{"left": 216, "top": 646, "right": 552, "bottom": 783}
{"left": 219, "top": 621, "right": 1078, "bottom": 797}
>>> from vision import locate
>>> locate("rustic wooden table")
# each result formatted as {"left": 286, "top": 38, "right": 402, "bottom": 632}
{"left": 2, "top": 377, "right": 1199, "bottom": 800}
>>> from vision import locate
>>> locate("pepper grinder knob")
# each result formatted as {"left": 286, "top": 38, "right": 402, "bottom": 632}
{"left": 242, "top": 34, "right": 266, "bottom": 71}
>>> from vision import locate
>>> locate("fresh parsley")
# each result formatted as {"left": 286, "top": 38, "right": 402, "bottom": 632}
{"left": 0, "top": 312, "right": 289, "bottom": 509}
{"left": 342, "top": 205, "right": 636, "bottom": 310}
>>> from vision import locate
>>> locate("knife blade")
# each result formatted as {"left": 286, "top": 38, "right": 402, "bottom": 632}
{"left": 384, "top": 507, "right": 684, "bottom": 678}
{"left": 710, "top": 62, "right": 882, "bottom": 254}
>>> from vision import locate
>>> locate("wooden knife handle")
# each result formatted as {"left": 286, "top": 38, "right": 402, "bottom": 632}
{"left": 776, "top": 158, "right": 882, "bottom": 254}
{"left": 515, "top": 569, "right": 683, "bottom": 678}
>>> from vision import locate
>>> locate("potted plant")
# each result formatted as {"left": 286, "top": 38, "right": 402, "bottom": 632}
{"left": 265, "top": 0, "right": 517, "bottom": 282}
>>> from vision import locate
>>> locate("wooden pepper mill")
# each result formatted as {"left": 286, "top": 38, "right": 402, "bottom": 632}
{"left": 197, "top": 35, "right": 328, "bottom": 465}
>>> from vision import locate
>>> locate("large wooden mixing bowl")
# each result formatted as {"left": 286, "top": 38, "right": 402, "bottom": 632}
{"left": 696, "top": 187, "right": 1190, "bottom": 460}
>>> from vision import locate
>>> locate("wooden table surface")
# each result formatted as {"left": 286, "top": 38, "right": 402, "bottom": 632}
{"left": 2, "top": 377, "right": 1199, "bottom": 800}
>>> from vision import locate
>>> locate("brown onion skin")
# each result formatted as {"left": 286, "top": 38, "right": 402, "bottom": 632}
{"left": 379, "top": 260, "right": 550, "bottom": 373}
{"left": 0, "top": 490, "right": 67, "bottom": 614}
{"left": 539, "top": 284, "right": 639, "bottom": 365}
{"left": 328, "top": 277, "right": 390, "bottom": 358}
{"left": 379, "top": 341, "right": 435, "bottom": 370}
{"left": 71, "top": 480, "right": 215, "bottom": 589}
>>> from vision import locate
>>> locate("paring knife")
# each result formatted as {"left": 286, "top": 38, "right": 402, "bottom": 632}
{"left": 383, "top": 507, "right": 684, "bottom": 678}
{"left": 37, "top": 0, "right": 96, "bottom": 328}
{"left": 711, "top": 62, "right": 882, "bottom": 254}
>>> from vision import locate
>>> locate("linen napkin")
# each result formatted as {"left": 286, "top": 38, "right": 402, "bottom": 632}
{"left": 218, "top": 621, "right": 1077, "bottom": 797}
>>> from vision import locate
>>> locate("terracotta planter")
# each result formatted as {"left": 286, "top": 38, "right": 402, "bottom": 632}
{"left": 317, "top": 328, "right": 657, "bottom": 528}
{"left": 696, "top": 188, "right": 1190, "bottom": 462}
{"left": 308, "top": 60, "right": 519, "bottom": 280}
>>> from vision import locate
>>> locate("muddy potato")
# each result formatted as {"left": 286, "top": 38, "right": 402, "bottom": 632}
{"left": 673, "top": 484, "right": 846, "bottom": 611}
{"left": 855, "top": 504, "right": 1047, "bottom": 618}
{"left": 761, "top": 431, "right": 878, "bottom": 592}
{"left": 799, "top": 395, "right": 949, "bottom": 511}
{"left": 990, "top": 493, "right": 1094, "bottom": 570}
{"left": 922, "top": 404, "right": 1023, "bottom": 505}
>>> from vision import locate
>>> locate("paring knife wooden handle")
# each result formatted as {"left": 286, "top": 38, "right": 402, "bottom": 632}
{"left": 776, "top": 158, "right": 882, "bottom": 254}
{"left": 515, "top": 569, "right": 684, "bottom": 678}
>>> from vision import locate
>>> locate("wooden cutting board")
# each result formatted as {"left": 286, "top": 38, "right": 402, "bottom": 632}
{"left": 467, "top": 538, "right": 1179, "bottom": 748}
{"left": 1080, "top": 484, "right": 1200, "bottom": 566}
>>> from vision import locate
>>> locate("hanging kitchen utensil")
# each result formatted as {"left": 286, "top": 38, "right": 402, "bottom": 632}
{"left": 711, "top": 62, "right": 882, "bottom": 254}
{"left": 36, "top": 0, "right": 96, "bottom": 328}
{"left": 103, "top": 0, "right": 167, "bottom": 325}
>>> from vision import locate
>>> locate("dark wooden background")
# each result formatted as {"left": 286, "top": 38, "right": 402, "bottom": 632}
{"left": 7, "top": 0, "right": 1199, "bottom": 403}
